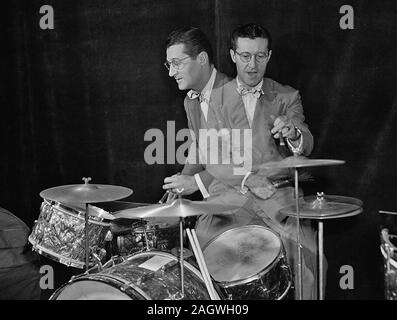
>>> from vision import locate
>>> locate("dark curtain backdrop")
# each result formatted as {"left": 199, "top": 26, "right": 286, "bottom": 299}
{"left": 2, "top": 0, "right": 396, "bottom": 299}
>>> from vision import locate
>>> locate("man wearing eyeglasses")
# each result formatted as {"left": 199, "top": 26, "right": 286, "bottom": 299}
{"left": 222, "top": 23, "right": 319, "bottom": 300}
{"left": 162, "top": 27, "right": 267, "bottom": 247}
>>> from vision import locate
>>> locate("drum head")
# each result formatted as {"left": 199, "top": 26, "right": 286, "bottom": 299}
{"left": 203, "top": 225, "right": 281, "bottom": 283}
{"left": 53, "top": 280, "right": 132, "bottom": 300}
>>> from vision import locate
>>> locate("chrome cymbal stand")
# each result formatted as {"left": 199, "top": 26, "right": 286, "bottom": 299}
{"left": 294, "top": 165, "right": 303, "bottom": 300}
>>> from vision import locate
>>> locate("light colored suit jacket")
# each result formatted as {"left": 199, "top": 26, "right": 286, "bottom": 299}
{"left": 182, "top": 76, "right": 313, "bottom": 222}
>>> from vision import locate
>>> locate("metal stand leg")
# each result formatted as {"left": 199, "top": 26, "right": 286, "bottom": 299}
{"left": 179, "top": 217, "right": 184, "bottom": 298}
{"left": 294, "top": 168, "right": 303, "bottom": 300}
{"left": 85, "top": 203, "right": 89, "bottom": 272}
{"left": 318, "top": 220, "right": 324, "bottom": 300}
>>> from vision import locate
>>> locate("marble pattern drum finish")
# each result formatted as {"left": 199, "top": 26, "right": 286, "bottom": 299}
{"left": 29, "top": 200, "right": 111, "bottom": 268}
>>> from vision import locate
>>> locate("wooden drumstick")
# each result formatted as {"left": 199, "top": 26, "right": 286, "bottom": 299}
{"left": 186, "top": 228, "right": 218, "bottom": 300}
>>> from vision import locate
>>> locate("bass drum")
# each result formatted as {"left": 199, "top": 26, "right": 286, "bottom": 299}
{"left": 50, "top": 251, "right": 224, "bottom": 300}
{"left": 203, "top": 225, "right": 292, "bottom": 300}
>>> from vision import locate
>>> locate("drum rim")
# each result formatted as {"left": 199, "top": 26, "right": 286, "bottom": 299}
{"left": 202, "top": 225, "right": 283, "bottom": 285}
{"left": 218, "top": 250, "right": 286, "bottom": 288}
{"left": 42, "top": 199, "right": 110, "bottom": 225}
{"left": 50, "top": 274, "right": 149, "bottom": 300}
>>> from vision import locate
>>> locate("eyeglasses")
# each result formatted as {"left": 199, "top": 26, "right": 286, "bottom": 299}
{"left": 234, "top": 51, "right": 269, "bottom": 63}
{"left": 164, "top": 56, "right": 191, "bottom": 71}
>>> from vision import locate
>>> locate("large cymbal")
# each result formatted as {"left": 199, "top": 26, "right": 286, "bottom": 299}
{"left": 279, "top": 193, "right": 363, "bottom": 219}
{"left": 40, "top": 180, "right": 133, "bottom": 204}
{"left": 257, "top": 156, "right": 345, "bottom": 170}
{"left": 113, "top": 197, "right": 239, "bottom": 219}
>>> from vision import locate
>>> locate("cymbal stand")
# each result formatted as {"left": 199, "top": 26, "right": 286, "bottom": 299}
{"left": 179, "top": 216, "right": 185, "bottom": 298}
{"left": 141, "top": 219, "right": 150, "bottom": 251}
{"left": 85, "top": 203, "right": 89, "bottom": 272}
{"left": 293, "top": 154, "right": 303, "bottom": 300}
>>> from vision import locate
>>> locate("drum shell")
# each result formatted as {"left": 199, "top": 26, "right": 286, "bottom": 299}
{"left": 219, "top": 251, "right": 292, "bottom": 300}
{"left": 203, "top": 225, "right": 292, "bottom": 300}
{"left": 50, "top": 251, "right": 225, "bottom": 300}
{"left": 29, "top": 200, "right": 111, "bottom": 268}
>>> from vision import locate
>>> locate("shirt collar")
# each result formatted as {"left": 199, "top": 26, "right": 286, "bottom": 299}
{"left": 236, "top": 77, "right": 263, "bottom": 94}
{"left": 187, "top": 68, "right": 217, "bottom": 101}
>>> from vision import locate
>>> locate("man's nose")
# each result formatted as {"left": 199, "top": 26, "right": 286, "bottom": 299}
{"left": 169, "top": 66, "right": 177, "bottom": 77}
{"left": 248, "top": 55, "right": 257, "bottom": 68}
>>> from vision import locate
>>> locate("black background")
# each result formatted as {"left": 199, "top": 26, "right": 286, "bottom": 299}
{"left": 2, "top": 0, "right": 397, "bottom": 300}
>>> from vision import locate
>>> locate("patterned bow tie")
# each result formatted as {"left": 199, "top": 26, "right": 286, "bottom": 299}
{"left": 187, "top": 90, "right": 207, "bottom": 103}
{"left": 236, "top": 85, "right": 264, "bottom": 99}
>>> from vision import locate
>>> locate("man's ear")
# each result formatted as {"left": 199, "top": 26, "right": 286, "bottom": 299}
{"left": 267, "top": 50, "right": 272, "bottom": 62}
{"left": 197, "top": 52, "right": 208, "bottom": 66}
{"left": 230, "top": 49, "right": 236, "bottom": 63}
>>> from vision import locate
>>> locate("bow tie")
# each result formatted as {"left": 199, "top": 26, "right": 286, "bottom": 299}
{"left": 187, "top": 90, "right": 207, "bottom": 103}
{"left": 236, "top": 85, "right": 264, "bottom": 99}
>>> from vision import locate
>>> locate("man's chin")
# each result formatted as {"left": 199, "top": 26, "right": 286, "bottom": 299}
{"left": 244, "top": 77, "right": 261, "bottom": 87}
{"left": 177, "top": 82, "right": 187, "bottom": 90}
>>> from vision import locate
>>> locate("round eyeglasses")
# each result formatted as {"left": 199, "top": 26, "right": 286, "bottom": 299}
{"left": 164, "top": 56, "right": 191, "bottom": 71}
{"left": 234, "top": 51, "right": 269, "bottom": 63}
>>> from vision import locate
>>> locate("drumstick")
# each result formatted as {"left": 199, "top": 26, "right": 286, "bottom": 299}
{"left": 186, "top": 229, "right": 217, "bottom": 300}
{"left": 190, "top": 229, "right": 219, "bottom": 300}
{"left": 186, "top": 228, "right": 218, "bottom": 300}
{"left": 279, "top": 131, "right": 285, "bottom": 146}
{"left": 158, "top": 191, "right": 170, "bottom": 204}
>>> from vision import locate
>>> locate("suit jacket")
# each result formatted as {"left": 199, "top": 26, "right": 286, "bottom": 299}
{"left": 182, "top": 75, "right": 313, "bottom": 196}
{"left": 181, "top": 70, "right": 231, "bottom": 188}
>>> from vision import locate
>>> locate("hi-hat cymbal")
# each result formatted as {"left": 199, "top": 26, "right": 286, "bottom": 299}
{"left": 257, "top": 156, "right": 345, "bottom": 170}
{"left": 40, "top": 180, "right": 133, "bottom": 204}
{"left": 113, "top": 197, "right": 239, "bottom": 219}
{"left": 279, "top": 193, "right": 363, "bottom": 219}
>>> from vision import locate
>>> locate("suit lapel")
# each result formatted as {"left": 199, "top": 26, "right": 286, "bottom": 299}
{"left": 223, "top": 78, "right": 250, "bottom": 130}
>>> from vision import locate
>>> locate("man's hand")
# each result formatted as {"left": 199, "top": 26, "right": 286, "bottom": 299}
{"left": 271, "top": 115, "right": 300, "bottom": 140}
{"left": 245, "top": 174, "right": 276, "bottom": 200}
{"left": 163, "top": 174, "right": 199, "bottom": 195}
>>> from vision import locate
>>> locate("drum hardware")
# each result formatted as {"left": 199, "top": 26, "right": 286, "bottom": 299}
{"left": 91, "top": 251, "right": 106, "bottom": 272}
{"left": 112, "top": 194, "right": 237, "bottom": 299}
{"left": 280, "top": 192, "right": 363, "bottom": 300}
{"left": 380, "top": 228, "right": 397, "bottom": 300}
{"left": 158, "top": 190, "right": 177, "bottom": 204}
{"left": 50, "top": 251, "right": 223, "bottom": 300}
{"left": 38, "top": 177, "right": 133, "bottom": 271}
{"left": 260, "top": 155, "right": 346, "bottom": 300}
{"left": 379, "top": 210, "right": 397, "bottom": 216}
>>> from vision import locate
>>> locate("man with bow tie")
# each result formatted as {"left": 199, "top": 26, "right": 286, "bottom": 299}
{"left": 162, "top": 26, "right": 266, "bottom": 240}
{"left": 219, "top": 23, "right": 320, "bottom": 300}
{"left": 162, "top": 25, "right": 321, "bottom": 299}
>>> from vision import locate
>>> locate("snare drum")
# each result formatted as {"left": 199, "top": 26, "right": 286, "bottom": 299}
{"left": 29, "top": 199, "right": 112, "bottom": 268}
{"left": 203, "top": 225, "right": 292, "bottom": 300}
{"left": 50, "top": 251, "right": 223, "bottom": 300}
{"left": 380, "top": 228, "right": 397, "bottom": 300}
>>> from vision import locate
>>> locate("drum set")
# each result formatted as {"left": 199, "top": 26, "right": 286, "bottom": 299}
{"left": 28, "top": 156, "right": 364, "bottom": 300}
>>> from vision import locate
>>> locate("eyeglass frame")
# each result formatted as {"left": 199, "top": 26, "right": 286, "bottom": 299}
{"left": 164, "top": 56, "right": 192, "bottom": 71}
{"left": 234, "top": 50, "right": 270, "bottom": 64}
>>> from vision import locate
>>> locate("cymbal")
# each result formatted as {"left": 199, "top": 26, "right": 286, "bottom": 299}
{"left": 40, "top": 181, "right": 133, "bottom": 204}
{"left": 279, "top": 193, "right": 363, "bottom": 219}
{"left": 257, "top": 156, "right": 345, "bottom": 170}
{"left": 113, "top": 197, "right": 238, "bottom": 219}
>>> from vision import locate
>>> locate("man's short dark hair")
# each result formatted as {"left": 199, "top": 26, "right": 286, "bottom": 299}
{"left": 230, "top": 23, "right": 272, "bottom": 51}
{"left": 165, "top": 27, "right": 214, "bottom": 65}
